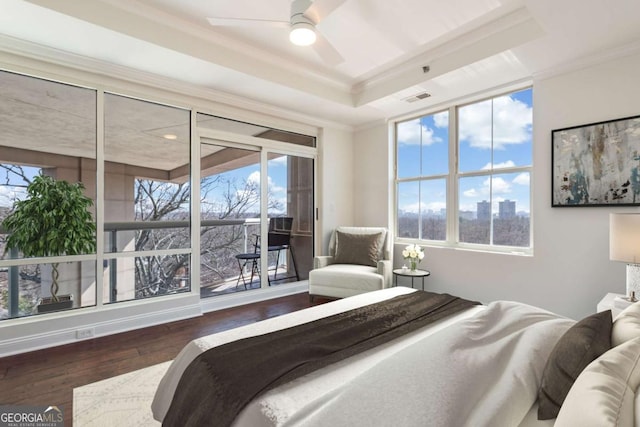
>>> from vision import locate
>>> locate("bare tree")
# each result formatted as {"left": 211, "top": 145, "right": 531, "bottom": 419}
{"left": 133, "top": 174, "right": 283, "bottom": 297}
{"left": 0, "top": 164, "right": 33, "bottom": 187}
{"left": 1, "top": 162, "right": 286, "bottom": 301}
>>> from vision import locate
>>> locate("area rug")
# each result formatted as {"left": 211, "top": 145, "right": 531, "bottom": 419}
{"left": 73, "top": 361, "right": 171, "bottom": 426}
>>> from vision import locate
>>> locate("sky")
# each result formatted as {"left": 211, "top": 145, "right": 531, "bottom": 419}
{"left": 0, "top": 165, "right": 39, "bottom": 208}
{"left": 397, "top": 88, "right": 533, "bottom": 216}
{"left": 201, "top": 154, "right": 289, "bottom": 216}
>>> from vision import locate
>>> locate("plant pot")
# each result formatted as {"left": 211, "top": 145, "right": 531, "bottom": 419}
{"left": 37, "top": 295, "right": 73, "bottom": 313}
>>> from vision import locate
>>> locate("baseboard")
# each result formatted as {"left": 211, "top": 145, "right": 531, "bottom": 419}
{"left": 0, "top": 282, "right": 309, "bottom": 357}
{"left": 0, "top": 297, "right": 202, "bottom": 357}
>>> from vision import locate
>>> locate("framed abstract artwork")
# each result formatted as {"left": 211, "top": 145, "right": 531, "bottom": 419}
{"left": 552, "top": 114, "right": 640, "bottom": 207}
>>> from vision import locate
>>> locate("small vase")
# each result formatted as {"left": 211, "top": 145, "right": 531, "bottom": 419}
{"left": 410, "top": 260, "right": 417, "bottom": 271}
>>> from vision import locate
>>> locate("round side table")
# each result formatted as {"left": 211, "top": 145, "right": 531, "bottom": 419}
{"left": 392, "top": 268, "right": 431, "bottom": 291}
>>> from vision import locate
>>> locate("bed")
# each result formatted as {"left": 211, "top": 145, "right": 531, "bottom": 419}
{"left": 151, "top": 286, "right": 640, "bottom": 427}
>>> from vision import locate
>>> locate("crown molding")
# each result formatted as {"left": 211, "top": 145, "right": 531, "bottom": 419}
{"left": 533, "top": 39, "right": 640, "bottom": 82}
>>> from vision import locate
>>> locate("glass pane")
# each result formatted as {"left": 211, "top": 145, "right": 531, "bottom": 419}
{"left": 0, "top": 72, "right": 97, "bottom": 315}
{"left": 103, "top": 93, "right": 190, "bottom": 256}
{"left": 492, "top": 88, "right": 533, "bottom": 169}
{"left": 492, "top": 172, "right": 530, "bottom": 247}
{"left": 459, "top": 89, "right": 532, "bottom": 172}
{"left": 103, "top": 93, "right": 190, "bottom": 304}
{"left": 267, "top": 154, "right": 313, "bottom": 283}
{"left": 1, "top": 260, "right": 96, "bottom": 320}
{"left": 199, "top": 141, "right": 263, "bottom": 297}
{"left": 421, "top": 111, "right": 449, "bottom": 176}
{"left": 420, "top": 179, "right": 446, "bottom": 241}
{"left": 105, "top": 255, "right": 190, "bottom": 303}
{"left": 458, "top": 176, "right": 491, "bottom": 244}
{"left": 397, "top": 181, "right": 420, "bottom": 238}
{"left": 397, "top": 120, "right": 421, "bottom": 179}
{"left": 0, "top": 71, "right": 97, "bottom": 261}
{"left": 397, "top": 112, "right": 448, "bottom": 179}
{"left": 459, "top": 173, "right": 531, "bottom": 247}
{"left": 459, "top": 99, "right": 492, "bottom": 173}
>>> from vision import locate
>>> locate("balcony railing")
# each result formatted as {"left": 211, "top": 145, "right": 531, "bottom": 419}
{"left": 1, "top": 218, "right": 293, "bottom": 318}
{"left": 103, "top": 218, "right": 261, "bottom": 302}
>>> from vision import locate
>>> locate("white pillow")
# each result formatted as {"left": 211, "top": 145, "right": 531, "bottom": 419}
{"left": 612, "top": 302, "right": 640, "bottom": 347}
{"left": 554, "top": 336, "right": 640, "bottom": 427}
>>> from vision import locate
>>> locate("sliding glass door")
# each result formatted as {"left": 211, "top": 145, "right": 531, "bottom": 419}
{"left": 197, "top": 114, "right": 315, "bottom": 296}
{"left": 198, "top": 140, "right": 263, "bottom": 296}
{"left": 267, "top": 154, "right": 314, "bottom": 281}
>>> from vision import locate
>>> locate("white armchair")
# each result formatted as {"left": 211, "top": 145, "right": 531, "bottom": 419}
{"left": 308, "top": 226, "right": 392, "bottom": 300}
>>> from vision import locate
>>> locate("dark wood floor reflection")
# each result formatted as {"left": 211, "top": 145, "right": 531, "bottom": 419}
{"left": 0, "top": 292, "right": 330, "bottom": 426}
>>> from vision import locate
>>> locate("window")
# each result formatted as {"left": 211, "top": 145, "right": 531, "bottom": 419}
{"left": 0, "top": 69, "right": 317, "bottom": 322}
{"left": 396, "top": 111, "right": 449, "bottom": 241}
{"left": 396, "top": 88, "right": 532, "bottom": 251}
{"left": 103, "top": 93, "right": 191, "bottom": 303}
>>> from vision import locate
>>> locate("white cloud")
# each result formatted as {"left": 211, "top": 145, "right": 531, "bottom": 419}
{"left": 459, "top": 95, "right": 532, "bottom": 150}
{"left": 400, "top": 200, "right": 446, "bottom": 214}
{"left": 269, "top": 156, "right": 287, "bottom": 167}
{"left": 513, "top": 172, "right": 530, "bottom": 186}
{"left": 397, "top": 117, "right": 445, "bottom": 146}
{"left": 433, "top": 111, "right": 448, "bottom": 128}
{"left": 461, "top": 176, "right": 512, "bottom": 200}
{"left": 490, "top": 177, "right": 512, "bottom": 195}
{"left": 247, "top": 171, "right": 260, "bottom": 184}
{"left": 399, "top": 201, "right": 425, "bottom": 214}
{"left": 424, "top": 201, "right": 446, "bottom": 212}
{"left": 247, "top": 171, "right": 285, "bottom": 193}
{"left": 0, "top": 185, "right": 26, "bottom": 208}
{"left": 481, "top": 160, "right": 516, "bottom": 170}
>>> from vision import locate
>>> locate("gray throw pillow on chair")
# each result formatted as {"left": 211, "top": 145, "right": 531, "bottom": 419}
{"left": 333, "top": 230, "right": 383, "bottom": 267}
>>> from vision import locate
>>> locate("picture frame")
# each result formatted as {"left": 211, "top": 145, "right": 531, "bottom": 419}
{"left": 552, "top": 114, "right": 640, "bottom": 207}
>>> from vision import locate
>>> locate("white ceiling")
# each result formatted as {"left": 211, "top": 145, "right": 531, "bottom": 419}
{"left": 1, "top": 0, "right": 640, "bottom": 128}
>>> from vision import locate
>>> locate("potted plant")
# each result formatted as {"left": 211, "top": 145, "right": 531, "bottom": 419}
{"left": 2, "top": 175, "right": 96, "bottom": 313}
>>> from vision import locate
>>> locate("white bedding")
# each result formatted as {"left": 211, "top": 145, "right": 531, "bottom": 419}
{"left": 152, "top": 287, "right": 573, "bottom": 426}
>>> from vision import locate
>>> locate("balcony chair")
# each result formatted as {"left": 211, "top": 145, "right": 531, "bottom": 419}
{"left": 235, "top": 217, "right": 299, "bottom": 289}
{"left": 308, "top": 226, "right": 391, "bottom": 300}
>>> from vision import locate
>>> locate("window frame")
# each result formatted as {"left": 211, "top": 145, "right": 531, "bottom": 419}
{"left": 394, "top": 86, "right": 533, "bottom": 255}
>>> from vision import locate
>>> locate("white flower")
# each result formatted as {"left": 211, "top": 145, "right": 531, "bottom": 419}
{"left": 403, "top": 244, "right": 425, "bottom": 260}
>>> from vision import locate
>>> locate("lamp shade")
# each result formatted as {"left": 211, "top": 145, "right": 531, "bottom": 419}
{"left": 610, "top": 213, "right": 640, "bottom": 263}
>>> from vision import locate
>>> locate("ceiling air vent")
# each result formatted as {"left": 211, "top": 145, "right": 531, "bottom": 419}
{"left": 403, "top": 92, "right": 431, "bottom": 103}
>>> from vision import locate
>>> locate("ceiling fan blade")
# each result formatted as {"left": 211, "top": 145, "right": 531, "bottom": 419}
{"left": 312, "top": 32, "right": 344, "bottom": 65}
{"left": 207, "top": 17, "right": 289, "bottom": 29}
{"left": 304, "top": 0, "right": 348, "bottom": 24}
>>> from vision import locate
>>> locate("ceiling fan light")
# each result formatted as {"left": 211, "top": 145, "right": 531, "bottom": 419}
{"left": 290, "top": 22, "right": 316, "bottom": 46}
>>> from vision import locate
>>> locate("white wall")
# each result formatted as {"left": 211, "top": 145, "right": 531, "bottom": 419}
{"left": 318, "top": 127, "right": 355, "bottom": 253}
{"left": 353, "top": 124, "right": 391, "bottom": 227}
{"left": 354, "top": 50, "right": 640, "bottom": 320}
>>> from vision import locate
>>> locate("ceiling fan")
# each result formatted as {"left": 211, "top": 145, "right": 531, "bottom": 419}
{"left": 207, "top": 0, "right": 347, "bottom": 65}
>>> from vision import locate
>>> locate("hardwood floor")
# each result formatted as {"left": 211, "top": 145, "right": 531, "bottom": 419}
{"left": 0, "top": 292, "right": 329, "bottom": 426}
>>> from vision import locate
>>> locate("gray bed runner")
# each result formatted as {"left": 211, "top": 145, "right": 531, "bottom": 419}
{"left": 163, "top": 290, "right": 479, "bottom": 427}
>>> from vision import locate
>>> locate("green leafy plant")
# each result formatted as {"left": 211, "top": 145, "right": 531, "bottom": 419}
{"left": 2, "top": 175, "right": 96, "bottom": 302}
